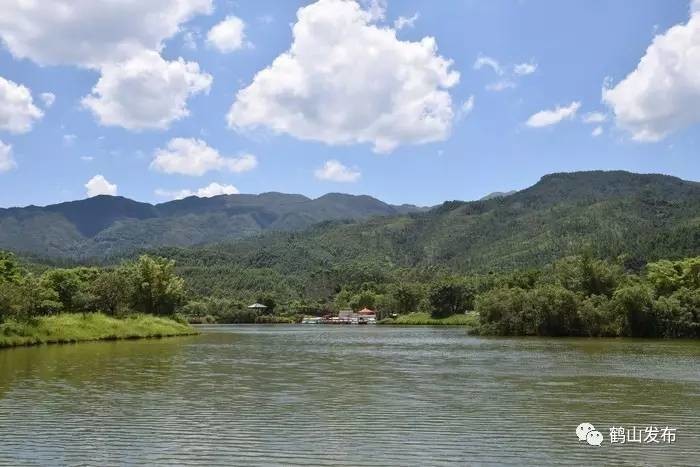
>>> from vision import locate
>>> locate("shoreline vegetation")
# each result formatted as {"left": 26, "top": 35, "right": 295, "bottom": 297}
{"left": 0, "top": 313, "right": 196, "bottom": 348}
{"left": 378, "top": 312, "right": 480, "bottom": 328}
{"left": 1, "top": 250, "right": 699, "bottom": 340}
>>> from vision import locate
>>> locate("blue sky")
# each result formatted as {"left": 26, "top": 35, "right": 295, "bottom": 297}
{"left": 0, "top": 0, "right": 698, "bottom": 208}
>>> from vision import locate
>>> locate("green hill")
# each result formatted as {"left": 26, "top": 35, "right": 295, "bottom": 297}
{"left": 0, "top": 192, "right": 424, "bottom": 259}
{"left": 152, "top": 171, "right": 700, "bottom": 301}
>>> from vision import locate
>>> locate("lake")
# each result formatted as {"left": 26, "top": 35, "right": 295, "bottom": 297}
{"left": 1, "top": 325, "right": 698, "bottom": 465}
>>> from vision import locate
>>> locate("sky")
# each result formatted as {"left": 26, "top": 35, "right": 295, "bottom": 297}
{"left": 0, "top": 0, "right": 698, "bottom": 208}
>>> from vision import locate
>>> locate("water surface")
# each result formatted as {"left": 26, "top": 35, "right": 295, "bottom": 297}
{"left": 1, "top": 325, "right": 698, "bottom": 465}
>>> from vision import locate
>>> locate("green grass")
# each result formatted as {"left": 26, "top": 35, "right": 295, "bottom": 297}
{"left": 0, "top": 313, "right": 197, "bottom": 348}
{"left": 379, "top": 312, "right": 480, "bottom": 328}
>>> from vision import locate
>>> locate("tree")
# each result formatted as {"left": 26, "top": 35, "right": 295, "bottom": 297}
{"left": 91, "top": 270, "right": 132, "bottom": 315}
{"left": 41, "top": 269, "right": 83, "bottom": 311}
{"left": 428, "top": 279, "right": 471, "bottom": 318}
{"left": 612, "top": 284, "right": 656, "bottom": 337}
{"left": 391, "top": 284, "right": 424, "bottom": 314}
{"left": 475, "top": 287, "right": 528, "bottom": 335}
{"left": 525, "top": 285, "right": 581, "bottom": 336}
{"left": 126, "top": 256, "right": 186, "bottom": 315}
{"left": 256, "top": 295, "right": 277, "bottom": 314}
{"left": 0, "top": 251, "right": 24, "bottom": 284}
{"left": 350, "top": 290, "right": 378, "bottom": 311}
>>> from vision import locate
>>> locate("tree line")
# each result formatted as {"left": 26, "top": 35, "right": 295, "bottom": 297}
{"left": 0, "top": 252, "right": 185, "bottom": 322}
{"left": 1, "top": 250, "right": 698, "bottom": 337}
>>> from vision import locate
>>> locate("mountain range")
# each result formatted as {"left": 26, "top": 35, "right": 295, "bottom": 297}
{"left": 0, "top": 192, "right": 424, "bottom": 259}
{"left": 1, "top": 171, "right": 698, "bottom": 276}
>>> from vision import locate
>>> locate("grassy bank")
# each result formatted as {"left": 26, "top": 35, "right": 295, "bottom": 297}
{"left": 379, "top": 312, "right": 480, "bottom": 328}
{"left": 0, "top": 313, "right": 197, "bottom": 348}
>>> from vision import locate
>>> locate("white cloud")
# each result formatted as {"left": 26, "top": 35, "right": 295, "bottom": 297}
{"left": 314, "top": 160, "right": 361, "bottom": 182}
{"left": 156, "top": 182, "right": 240, "bottom": 200}
{"left": 0, "top": 0, "right": 213, "bottom": 67}
{"left": 82, "top": 51, "right": 212, "bottom": 130}
{"left": 207, "top": 16, "right": 247, "bottom": 52}
{"left": 458, "top": 95, "right": 475, "bottom": 119}
{"left": 227, "top": 0, "right": 459, "bottom": 154}
{"left": 40, "top": 92, "right": 56, "bottom": 108}
{"left": 0, "top": 1, "right": 213, "bottom": 131}
{"left": 514, "top": 62, "right": 537, "bottom": 76}
{"left": 603, "top": 7, "right": 700, "bottom": 141}
{"left": 582, "top": 111, "right": 608, "bottom": 124}
{"left": 0, "top": 76, "right": 43, "bottom": 134}
{"left": 473, "top": 55, "right": 503, "bottom": 75}
{"left": 0, "top": 140, "right": 16, "bottom": 173}
{"left": 394, "top": 13, "right": 419, "bottom": 30}
{"left": 361, "top": 0, "right": 387, "bottom": 21}
{"left": 151, "top": 138, "right": 257, "bottom": 176}
{"left": 85, "top": 175, "right": 117, "bottom": 197}
{"left": 81, "top": 155, "right": 94, "bottom": 162}
{"left": 526, "top": 101, "right": 581, "bottom": 128}
{"left": 183, "top": 30, "right": 200, "bottom": 50}
{"left": 486, "top": 80, "right": 516, "bottom": 92}
{"left": 591, "top": 126, "right": 603, "bottom": 137}
{"left": 63, "top": 134, "right": 77, "bottom": 145}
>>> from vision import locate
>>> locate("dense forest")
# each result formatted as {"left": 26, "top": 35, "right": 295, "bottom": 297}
{"left": 153, "top": 171, "right": 699, "bottom": 305}
{"left": 1, "top": 250, "right": 698, "bottom": 337}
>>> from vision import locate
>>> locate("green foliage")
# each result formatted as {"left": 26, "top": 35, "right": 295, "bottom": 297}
{"left": 0, "top": 253, "right": 187, "bottom": 323}
{"left": 428, "top": 278, "right": 473, "bottom": 318}
{"left": 126, "top": 256, "right": 186, "bottom": 316}
{"left": 389, "top": 283, "right": 425, "bottom": 315}
{"left": 477, "top": 257, "right": 700, "bottom": 338}
{"left": 646, "top": 257, "right": 700, "bottom": 296}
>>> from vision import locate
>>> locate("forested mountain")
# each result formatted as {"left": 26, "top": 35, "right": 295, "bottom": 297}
{"left": 0, "top": 192, "right": 424, "bottom": 258}
{"left": 153, "top": 171, "right": 700, "bottom": 301}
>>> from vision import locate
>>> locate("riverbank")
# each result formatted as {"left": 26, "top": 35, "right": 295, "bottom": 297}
{"left": 0, "top": 313, "right": 197, "bottom": 348}
{"left": 379, "top": 312, "right": 480, "bottom": 328}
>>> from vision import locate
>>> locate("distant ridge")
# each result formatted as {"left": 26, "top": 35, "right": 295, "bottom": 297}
{"left": 0, "top": 192, "right": 423, "bottom": 259}
{"left": 159, "top": 170, "right": 700, "bottom": 289}
{"left": 1, "top": 170, "right": 698, "bottom": 264}
{"left": 480, "top": 190, "right": 517, "bottom": 201}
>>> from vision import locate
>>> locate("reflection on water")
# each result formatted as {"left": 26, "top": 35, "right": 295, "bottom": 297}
{"left": 0, "top": 326, "right": 698, "bottom": 465}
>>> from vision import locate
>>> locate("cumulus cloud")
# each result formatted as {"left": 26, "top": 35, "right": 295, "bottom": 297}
{"left": 314, "top": 160, "right": 361, "bottom": 182}
{"left": 40, "top": 92, "right": 56, "bottom": 108}
{"left": 156, "top": 182, "right": 239, "bottom": 200}
{"left": 82, "top": 51, "right": 212, "bottom": 130}
{"left": 227, "top": 0, "right": 459, "bottom": 153}
{"left": 514, "top": 62, "right": 537, "bottom": 76}
{"left": 0, "top": 140, "right": 16, "bottom": 173}
{"left": 0, "top": 76, "right": 43, "bottom": 134}
{"left": 592, "top": 126, "right": 603, "bottom": 137}
{"left": 394, "top": 13, "right": 419, "bottom": 30}
{"left": 526, "top": 101, "right": 581, "bottom": 128}
{"left": 0, "top": 0, "right": 213, "bottom": 67}
{"left": 207, "top": 16, "right": 247, "bottom": 52}
{"left": 603, "top": 7, "right": 700, "bottom": 141}
{"left": 473, "top": 55, "right": 503, "bottom": 75}
{"left": 0, "top": 1, "right": 213, "bottom": 131}
{"left": 582, "top": 111, "right": 608, "bottom": 124}
{"left": 85, "top": 175, "right": 117, "bottom": 197}
{"left": 151, "top": 138, "right": 258, "bottom": 176}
